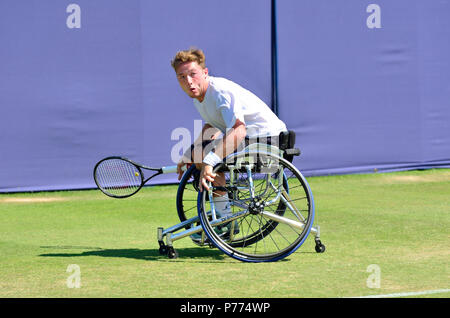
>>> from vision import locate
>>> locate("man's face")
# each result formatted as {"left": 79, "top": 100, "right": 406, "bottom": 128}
{"left": 175, "top": 61, "right": 209, "bottom": 102}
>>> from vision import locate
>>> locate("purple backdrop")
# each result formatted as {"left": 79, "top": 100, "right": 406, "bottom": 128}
{"left": 138, "top": 0, "right": 272, "bottom": 185}
{"left": 277, "top": 0, "right": 450, "bottom": 175}
{"left": 0, "top": 0, "right": 272, "bottom": 192}
{"left": 0, "top": 0, "right": 448, "bottom": 192}
{"left": 0, "top": 1, "right": 143, "bottom": 192}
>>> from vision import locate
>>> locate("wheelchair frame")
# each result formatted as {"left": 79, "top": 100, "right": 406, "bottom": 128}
{"left": 157, "top": 143, "right": 325, "bottom": 262}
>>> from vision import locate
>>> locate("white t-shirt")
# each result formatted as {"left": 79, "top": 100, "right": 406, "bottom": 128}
{"left": 193, "top": 76, "right": 287, "bottom": 138}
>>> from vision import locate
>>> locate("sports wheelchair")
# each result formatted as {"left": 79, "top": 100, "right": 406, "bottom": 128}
{"left": 158, "top": 131, "right": 325, "bottom": 262}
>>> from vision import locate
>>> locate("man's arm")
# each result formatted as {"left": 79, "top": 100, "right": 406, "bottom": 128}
{"left": 199, "top": 119, "right": 246, "bottom": 191}
{"left": 210, "top": 119, "right": 246, "bottom": 160}
{"left": 176, "top": 123, "right": 221, "bottom": 180}
{"left": 193, "top": 123, "right": 221, "bottom": 149}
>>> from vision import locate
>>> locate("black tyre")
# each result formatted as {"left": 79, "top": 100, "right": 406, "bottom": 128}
{"left": 176, "top": 164, "right": 200, "bottom": 225}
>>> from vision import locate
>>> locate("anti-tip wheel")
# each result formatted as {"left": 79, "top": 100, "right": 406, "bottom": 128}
{"left": 159, "top": 246, "right": 168, "bottom": 255}
{"left": 315, "top": 240, "right": 326, "bottom": 253}
{"left": 167, "top": 247, "right": 179, "bottom": 259}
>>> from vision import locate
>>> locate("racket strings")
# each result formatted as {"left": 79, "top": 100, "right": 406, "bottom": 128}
{"left": 95, "top": 159, "right": 142, "bottom": 197}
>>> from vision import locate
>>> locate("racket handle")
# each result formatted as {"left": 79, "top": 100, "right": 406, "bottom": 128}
{"left": 161, "top": 165, "right": 187, "bottom": 174}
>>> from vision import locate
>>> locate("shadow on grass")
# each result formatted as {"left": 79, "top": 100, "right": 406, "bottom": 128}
{"left": 39, "top": 246, "right": 230, "bottom": 263}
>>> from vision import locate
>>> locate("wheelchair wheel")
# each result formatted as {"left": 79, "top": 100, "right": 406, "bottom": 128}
{"left": 198, "top": 151, "right": 314, "bottom": 262}
{"left": 176, "top": 164, "right": 200, "bottom": 225}
{"left": 222, "top": 170, "right": 289, "bottom": 248}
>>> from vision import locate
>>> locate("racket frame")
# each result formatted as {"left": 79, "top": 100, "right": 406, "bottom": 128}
{"left": 93, "top": 156, "right": 164, "bottom": 199}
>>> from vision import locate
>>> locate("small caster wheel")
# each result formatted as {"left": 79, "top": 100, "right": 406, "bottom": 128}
{"left": 158, "top": 241, "right": 168, "bottom": 255}
{"left": 167, "top": 247, "right": 178, "bottom": 259}
{"left": 315, "top": 240, "right": 326, "bottom": 253}
{"left": 159, "top": 246, "right": 168, "bottom": 255}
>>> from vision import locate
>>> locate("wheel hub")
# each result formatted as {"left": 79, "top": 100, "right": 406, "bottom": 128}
{"left": 248, "top": 199, "right": 264, "bottom": 215}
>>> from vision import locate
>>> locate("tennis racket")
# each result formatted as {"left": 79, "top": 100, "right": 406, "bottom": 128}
{"left": 93, "top": 156, "right": 186, "bottom": 198}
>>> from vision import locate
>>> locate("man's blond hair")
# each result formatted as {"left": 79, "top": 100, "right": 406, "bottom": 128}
{"left": 171, "top": 48, "right": 206, "bottom": 70}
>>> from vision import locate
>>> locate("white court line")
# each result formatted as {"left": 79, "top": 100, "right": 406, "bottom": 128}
{"left": 350, "top": 289, "right": 450, "bottom": 298}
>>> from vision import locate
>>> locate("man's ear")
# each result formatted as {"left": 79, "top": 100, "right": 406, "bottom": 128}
{"left": 203, "top": 67, "right": 209, "bottom": 78}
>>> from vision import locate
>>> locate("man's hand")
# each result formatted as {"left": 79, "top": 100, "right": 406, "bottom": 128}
{"left": 199, "top": 164, "right": 216, "bottom": 192}
{"left": 176, "top": 160, "right": 191, "bottom": 180}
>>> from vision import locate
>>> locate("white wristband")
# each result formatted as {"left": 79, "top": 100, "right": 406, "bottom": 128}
{"left": 203, "top": 151, "right": 222, "bottom": 167}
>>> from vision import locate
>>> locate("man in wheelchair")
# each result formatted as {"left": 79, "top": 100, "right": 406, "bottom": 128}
{"left": 172, "top": 47, "right": 296, "bottom": 233}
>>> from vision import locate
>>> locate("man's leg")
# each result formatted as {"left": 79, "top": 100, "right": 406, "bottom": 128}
{"left": 191, "top": 140, "right": 231, "bottom": 217}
